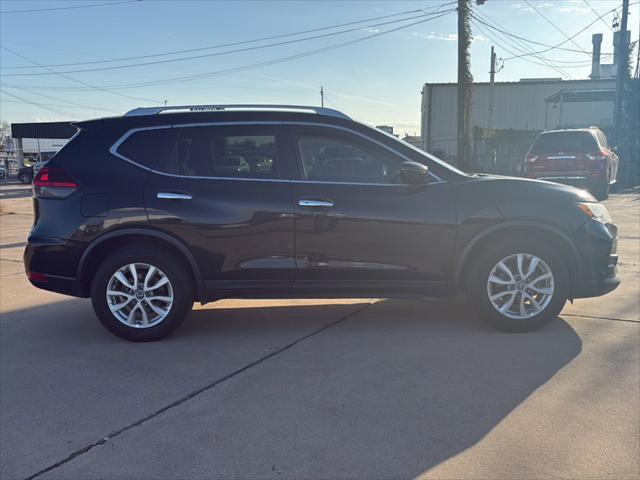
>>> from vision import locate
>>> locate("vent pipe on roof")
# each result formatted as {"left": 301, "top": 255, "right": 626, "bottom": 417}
{"left": 590, "top": 33, "right": 603, "bottom": 79}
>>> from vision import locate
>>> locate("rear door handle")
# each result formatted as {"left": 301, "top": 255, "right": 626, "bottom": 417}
{"left": 157, "top": 192, "right": 193, "bottom": 201}
{"left": 298, "top": 199, "right": 334, "bottom": 208}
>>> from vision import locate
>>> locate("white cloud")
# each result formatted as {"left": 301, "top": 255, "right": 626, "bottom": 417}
{"left": 556, "top": 5, "right": 590, "bottom": 14}
{"left": 412, "top": 32, "right": 457, "bottom": 41}
{"left": 412, "top": 32, "right": 486, "bottom": 43}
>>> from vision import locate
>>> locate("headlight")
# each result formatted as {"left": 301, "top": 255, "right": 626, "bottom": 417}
{"left": 577, "top": 202, "right": 612, "bottom": 223}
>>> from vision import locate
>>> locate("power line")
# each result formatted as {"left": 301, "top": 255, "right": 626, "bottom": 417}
{"left": 1, "top": 83, "right": 120, "bottom": 113}
{"left": 0, "top": 9, "right": 456, "bottom": 77}
{"left": 472, "top": 20, "right": 578, "bottom": 79}
{"left": 0, "top": 46, "right": 162, "bottom": 103}
{"left": 0, "top": 89, "right": 75, "bottom": 118}
{"left": 0, "top": 0, "right": 140, "bottom": 14}
{"left": 472, "top": 11, "right": 581, "bottom": 78}
{"left": 4, "top": 10, "right": 455, "bottom": 92}
{"left": 472, "top": 10, "right": 614, "bottom": 59}
{"left": 523, "top": 0, "right": 592, "bottom": 58}
{"left": 0, "top": 2, "right": 456, "bottom": 71}
{"left": 583, "top": 0, "right": 614, "bottom": 32}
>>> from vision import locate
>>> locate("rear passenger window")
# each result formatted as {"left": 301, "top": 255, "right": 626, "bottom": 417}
{"left": 116, "top": 128, "right": 172, "bottom": 168}
{"left": 161, "top": 125, "right": 277, "bottom": 178}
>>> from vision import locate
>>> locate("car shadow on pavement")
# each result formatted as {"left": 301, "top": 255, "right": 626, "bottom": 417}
{"left": 0, "top": 298, "right": 582, "bottom": 479}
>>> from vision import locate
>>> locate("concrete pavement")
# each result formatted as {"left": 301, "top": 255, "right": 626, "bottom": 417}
{"left": 1, "top": 188, "right": 638, "bottom": 479}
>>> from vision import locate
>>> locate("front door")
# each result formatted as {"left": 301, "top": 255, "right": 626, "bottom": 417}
{"left": 289, "top": 125, "right": 456, "bottom": 296}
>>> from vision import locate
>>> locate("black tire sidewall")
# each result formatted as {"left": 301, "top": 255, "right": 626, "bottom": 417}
{"left": 90, "top": 247, "right": 193, "bottom": 341}
{"left": 467, "top": 238, "right": 569, "bottom": 332}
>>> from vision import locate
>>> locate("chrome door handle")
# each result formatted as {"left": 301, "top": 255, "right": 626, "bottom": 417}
{"left": 298, "top": 199, "right": 334, "bottom": 208}
{"left": 157, "top": 192, "right": 192, "bottom": 200}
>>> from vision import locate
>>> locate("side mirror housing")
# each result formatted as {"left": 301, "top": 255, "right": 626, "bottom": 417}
{"left": 400, "top": 161, "right": 430, "bottom": 185}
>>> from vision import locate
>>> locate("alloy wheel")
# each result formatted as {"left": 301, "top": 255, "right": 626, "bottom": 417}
{"left": 106, "top": 263, "right": 173, "bottom": 328}
{"left": 486, "top": 253, "right": 554, "bottom": 320}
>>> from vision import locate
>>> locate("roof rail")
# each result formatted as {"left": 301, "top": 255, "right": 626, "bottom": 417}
{"left": 124, "top": 104, "right": 350, "bottom": 120}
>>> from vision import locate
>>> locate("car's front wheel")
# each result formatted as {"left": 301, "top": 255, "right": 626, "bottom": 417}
{"left": 467, "top": 239, "right": 569, "bottom": 332}
{"left": 91, "top": 247, "right": 194, "bottom": 341}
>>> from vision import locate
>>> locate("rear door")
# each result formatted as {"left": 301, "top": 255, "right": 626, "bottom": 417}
{"left": 118, "top": 123, "right": 296, "bottom": 296}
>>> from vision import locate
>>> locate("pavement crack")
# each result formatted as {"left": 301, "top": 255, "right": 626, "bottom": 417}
{"left": 25, "top": 301, "right": 375, "bottom": 480}
{"left": 563, "top": 313, "right": 640, "bottom": 324}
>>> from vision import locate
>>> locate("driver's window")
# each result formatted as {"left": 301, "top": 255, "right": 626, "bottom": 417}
{"left": 297, "top": 133, "right": 402, "bottom": 184}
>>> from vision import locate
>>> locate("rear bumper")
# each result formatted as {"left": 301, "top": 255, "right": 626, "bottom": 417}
{"left": 24, "top": 234, "right": 86, "bottom": 298}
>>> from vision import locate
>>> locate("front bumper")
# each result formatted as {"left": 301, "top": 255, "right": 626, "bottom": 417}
{"left": 570, "top": 219, "right": 620, "bottom": 299}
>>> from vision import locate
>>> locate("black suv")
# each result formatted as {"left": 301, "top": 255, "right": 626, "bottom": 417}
{"left": 24, "top": 105, "right": 619, "bottom": 341}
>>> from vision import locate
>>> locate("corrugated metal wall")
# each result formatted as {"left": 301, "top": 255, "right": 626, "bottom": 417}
{"left": 421, "top": 79, "right": 616, "bottom": 159}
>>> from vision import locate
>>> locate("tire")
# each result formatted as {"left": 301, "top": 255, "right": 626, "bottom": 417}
{"left": 466, "top": 238, "right": 569, "bottom": 332}
{"left": 90, "top": 246, "right": 194, "bottom": 341}
{"left": 592, "top": 175, "right": 610, "bottom": 201}
{"left": 18, "top": 172, "right": 32, "bottom": 184}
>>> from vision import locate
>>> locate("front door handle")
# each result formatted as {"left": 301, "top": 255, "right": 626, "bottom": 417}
{"left": 157, "top": 192, "right": 193, "bottom": 200}
{"left": 298, "top": 199, "right": 334, "bottom": 208}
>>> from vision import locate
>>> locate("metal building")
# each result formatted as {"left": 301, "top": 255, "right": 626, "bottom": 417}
{"left": 421, "top": 78, "right": 617, "bottom": 159}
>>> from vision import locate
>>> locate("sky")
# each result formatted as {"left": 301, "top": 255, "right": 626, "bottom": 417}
{"left": 1, "top": 0, "right": 638, "bottom": 135}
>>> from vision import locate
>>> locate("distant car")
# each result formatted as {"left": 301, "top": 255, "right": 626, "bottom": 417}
{"left": 0, "top": 165, "right": 6, "bottom": 179}
{"left": 522, "top": 127, "right": 618, "bottom": 200}
{"left": 17, "top": 165, "right": 34, "bottom": 184}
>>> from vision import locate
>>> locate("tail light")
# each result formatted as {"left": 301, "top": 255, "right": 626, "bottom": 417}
{"left": 33, "top": 167, "right": 78, "bottom": 198}
{"left": 586, "top": 150, "right": 608, "bottom": 162}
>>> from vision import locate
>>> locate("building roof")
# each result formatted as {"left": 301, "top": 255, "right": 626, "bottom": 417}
{"left": 423, "top": 78, "right": 617, "bottom": 87}
{"left": 11, "top": 121, "right": 76, "bottom": 139}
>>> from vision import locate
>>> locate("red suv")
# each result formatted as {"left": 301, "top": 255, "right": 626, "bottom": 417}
{"left": 523, "top": 127, "right": 618, "bottom": 200}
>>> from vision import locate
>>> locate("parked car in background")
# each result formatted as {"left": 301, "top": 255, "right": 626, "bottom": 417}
{"left": 24, "top": 105, "right": 619, "bottom": 341}
{"left": 522, "top": 127, "right": 618, "bottom": 200}
{"left": 0, "top": 165, "right": 6, "bottom": 179}
{"left": 17, "top": 165, "right": 34, "bottom": 184}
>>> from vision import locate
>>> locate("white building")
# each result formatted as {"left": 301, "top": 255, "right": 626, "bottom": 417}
{"left": 420, "top": 78, "right": 617, "bottom": 159}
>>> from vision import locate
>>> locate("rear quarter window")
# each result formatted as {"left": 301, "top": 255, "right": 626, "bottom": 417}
{"left": 115, "top": 127, "right": 173, "bottom": 168}
{"left": 532, "top": 132, "right": 598, "bottom": 154}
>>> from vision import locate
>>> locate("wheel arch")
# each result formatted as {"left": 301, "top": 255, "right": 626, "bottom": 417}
{"left": 78, "top": 228, "right": 204, "bottom": 300}
{"left": 455, "top": 221, "right": 582, "bottom": 297}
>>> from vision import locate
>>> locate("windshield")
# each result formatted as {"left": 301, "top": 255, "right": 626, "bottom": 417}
{"left": 360, "top": 122, "right": 468, "bottom": 176}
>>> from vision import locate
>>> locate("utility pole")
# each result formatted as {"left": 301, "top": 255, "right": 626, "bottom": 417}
{"left": 457, "top": 0, "right": 473, "bottom": 172}
{"left": 320, "top": 86, "right": 324, "bottom": 108}
{"left": 488, "top": 45, "right": 496, "bottom": 129}
{"left": 613, "top": 0, "right": 630, "bottom": 181}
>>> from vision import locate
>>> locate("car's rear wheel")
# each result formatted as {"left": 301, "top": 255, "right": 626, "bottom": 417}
{"left": 91, "top": 247, "right": 193, "bottom": 341}
{"left": 467, "top": 239, "right": 569, "bottom": 332}
{"left": 18, "top": 172, "right": 32, "bottom": 184}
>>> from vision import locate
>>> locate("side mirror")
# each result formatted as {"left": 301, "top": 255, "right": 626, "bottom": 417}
{"left": 400, "top": 161, "right": 430, "bottom": 185}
